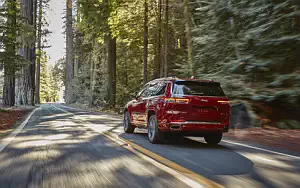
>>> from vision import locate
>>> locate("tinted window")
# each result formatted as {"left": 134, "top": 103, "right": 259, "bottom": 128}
{"left": 143, "top": 82, "right": 167, "bottom": 97}
{"left": 137, "top": 84, "right": 149, "bottom": 98}
{"left": 156, "top": 82, "right": 167, "bottom": 96}
{"left": 173, "top": 81, "right": 225, "bottom": 96}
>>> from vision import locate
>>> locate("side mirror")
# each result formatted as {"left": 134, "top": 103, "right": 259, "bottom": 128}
{"left": 135, "top": 93, "right": 140, "bottom": 100}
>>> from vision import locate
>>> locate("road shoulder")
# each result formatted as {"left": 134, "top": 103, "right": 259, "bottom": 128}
{"left": 0, "top": 106, "right": 37, "bottom": 139}
{"left": 0, "top": 106, "right": 39, "bottom": 152}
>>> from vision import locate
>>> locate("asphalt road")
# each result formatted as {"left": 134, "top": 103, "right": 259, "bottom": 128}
{"left": 0, "top": 104, "right": 300, "bottom": 188}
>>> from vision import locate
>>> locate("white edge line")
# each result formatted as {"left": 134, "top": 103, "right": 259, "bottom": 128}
{"left": 51, "top": 104, "right": 204, "bottom": 188}
{"left": 222, "top": 140, "right": 300, "bottom": 160}
{"left": 0, "top": 106, "right": 40, "bottom": 153}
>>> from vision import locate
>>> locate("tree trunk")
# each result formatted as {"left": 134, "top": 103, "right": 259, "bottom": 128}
{"left": 3, "top": 68, "right": 15, "bottom": 107}
{"left": 35, "top": 0, "right": 42, "bottom": 104}
{"left": 163, "top": 0, "right": 168, "bottom": 77}
{"left": 3, "top": 0, "right": 17, "bottom": 106}
{"left": 27, "top": 0, "right": 35, "bottom": 106}
{"left": 153, "top": 36, "right": 157, "bottom": 79}
{"left": 184, "top": 0, "right": 194, "bottom": 76}
{"left": 125, "top": 54, "right": 128, "bottom": 87}
{"left": 143, "top": 0, "right": 148, "bottom": 84}
{"left": 107, "top": 35, "right": 116, "bottom": 107}
{"left": 89, "top": 57, "right": 94, "bottom": 106}
{"left": 74, "top": 0, "right": 81, "bottom": 78}
{"left": 30, "top": 0, "right": 36, "bottom": 106}
{"left": 15, "top": 0, "right": 35, "bottom": 106}
{"left": 106, "top": 0, "right": 116, "bottom": 107}
{"left": 65, "top": 0, "right": 74, "bottom": 104}
{"left": 157, "top": 0, "right": 162, "bottom": 78}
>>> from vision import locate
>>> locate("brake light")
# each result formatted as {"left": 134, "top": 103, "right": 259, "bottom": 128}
{"left": 218, "top": 100, "right": 230, "bottom": 104}
{"left": 165, "top": 98, "right": 190, "bottom": 104}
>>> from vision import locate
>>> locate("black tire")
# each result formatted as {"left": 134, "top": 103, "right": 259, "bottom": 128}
{"left": 124, "top": 111, "right": 135, "bottom": 133}
{"left": 204, "top": 133, "right": 222, "bottom": 145}
{"left": 147, "top": 114, "right": 162, "bottom": 144}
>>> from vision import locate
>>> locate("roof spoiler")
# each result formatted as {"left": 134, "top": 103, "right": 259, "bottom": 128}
{"left": 191, "top": 76, "right": 214, "bottom": 82}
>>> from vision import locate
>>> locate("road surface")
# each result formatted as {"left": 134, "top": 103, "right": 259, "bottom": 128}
{"left": 0, "top": 104, "right": 299, "bottom": 188}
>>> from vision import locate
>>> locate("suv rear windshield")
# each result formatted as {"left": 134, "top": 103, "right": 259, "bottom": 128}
{"left": 172, "top": 81, "right": 225, "bottom": 97}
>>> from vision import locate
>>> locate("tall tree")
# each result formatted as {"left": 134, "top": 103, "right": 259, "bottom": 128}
{"left": 157, "top": 0, "right": 162, "bottom": 78}
{"left": 35, "top": 0, "right": 42, "bottom": 104}
{"left": 15, "top": 0, "right": 36, "bottom": 106}
{"left": 65, "top": 0, "right": 73, "bottom": 104}
{"left": 184, "top": 0, "right": 193, "bottom": 76}
{"left": 74, "top": 0, "right": 81, "bottom": 78}
{"left": 34, "top": 0, "right": 51, "bottom": 104}
{"left": 30, "top": 0, "right": 37, "bottom": 105}
{"left": 106, "top": 0, "right": 117, "bottom": 107}
{"left": 143, "top": 0, "right": 148, "bottom": 83}
{"left": 2, "top": 0, "right": 17, "bottom": 106}
{"left": 107, "top": 35, "right": 116, "bottom": 107}
{"left": 163, "top": 0, "right": 168, "bottom": 77}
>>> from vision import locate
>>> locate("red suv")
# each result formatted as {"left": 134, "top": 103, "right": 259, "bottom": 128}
{"left": 123, "top": 77, "right": 230, "bottom": 144}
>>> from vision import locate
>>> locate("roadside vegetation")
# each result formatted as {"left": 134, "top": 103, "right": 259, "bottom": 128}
{"left": 0, "top": 107, "right": 28, "bottom": 131}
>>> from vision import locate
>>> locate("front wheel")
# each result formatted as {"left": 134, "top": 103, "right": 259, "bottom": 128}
{"left": 148, "top": 115, "right": 162, "bottom": 144}
{"left": 204, "top": 133, "right": 222, "bottom": 145}
{"left": 124, "top": 111, "right": 135, "bottom": 133}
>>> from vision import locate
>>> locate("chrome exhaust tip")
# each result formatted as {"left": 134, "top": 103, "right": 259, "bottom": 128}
{"left": 170, "top": 125, "right": 181, "bottom": 130}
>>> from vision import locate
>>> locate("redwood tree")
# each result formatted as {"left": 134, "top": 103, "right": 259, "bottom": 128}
{"left": 65, "top": 0, "right": 74, "bottom": 104}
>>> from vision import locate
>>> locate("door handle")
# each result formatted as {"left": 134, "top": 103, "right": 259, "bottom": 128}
{"left": 201, "top": 99, "right": 208, "bottom": 102}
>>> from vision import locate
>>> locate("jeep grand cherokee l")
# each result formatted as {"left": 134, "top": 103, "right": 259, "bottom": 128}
{"left": 123, "top": 77, "right": 230, "bottom": 144}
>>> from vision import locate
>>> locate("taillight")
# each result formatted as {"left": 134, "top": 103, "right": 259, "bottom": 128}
{"left": 218, "top": 100, "right": 230, "bottom": 104}
{"left": 165, "top": 98, "right": 190, "bottom": 104}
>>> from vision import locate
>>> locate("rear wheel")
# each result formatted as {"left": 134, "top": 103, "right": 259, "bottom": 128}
{"left": 204, "top": 133, "right": 222, "bottom": 145}
{"left": 148, "top": 114, "right": 162, "bottom": 144}
{"left": 124, "top": 111, "right": 135, "bottom": 133}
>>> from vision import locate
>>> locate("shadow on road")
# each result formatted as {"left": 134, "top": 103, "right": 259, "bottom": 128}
{"left": 0, "top": 105, "right": 188, "bottom": 188}
{"left": 119, "top": 131, "right": 300, "bottom": 187}
{"left": 119, "top": 132, "right": 254, "bottom": 179}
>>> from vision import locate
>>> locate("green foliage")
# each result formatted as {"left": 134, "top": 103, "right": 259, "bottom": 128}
{"left": 191, "top": 0, "right": 300, "bottom": 109}
{"left": 74, "top": 0, "right": 189, "bottom": 106}
{"left": 71, "top": 0, "right": 300, "bottom": 127}
{"left": 40, "top": 52, "right": 59, "bottom": 102}
{"left": 0, "top": 0, "right": 25, "bottom": 73}
{"left": 276, "top": 120, "right": 300, "bottom": 130}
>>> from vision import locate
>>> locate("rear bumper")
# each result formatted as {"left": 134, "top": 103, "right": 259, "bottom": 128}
{"left": 159, "top": 121, "right": 229, "bottom": 133}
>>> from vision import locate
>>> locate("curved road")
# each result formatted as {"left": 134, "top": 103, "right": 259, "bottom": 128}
{"left": 0, "top": 104, "right": 299, "bottom": 188}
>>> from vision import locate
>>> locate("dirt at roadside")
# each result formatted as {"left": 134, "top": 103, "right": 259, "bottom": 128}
{"left": 225, "top": 126, "right": 300, "bottom": 153}
{"left": 0, "top": 109, "right": 28, "bottom": 131}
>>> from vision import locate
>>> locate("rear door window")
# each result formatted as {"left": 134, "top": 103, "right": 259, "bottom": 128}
{"left": 173, "top": 81, "right": 225, "bottom": 97}
{"left": 144, "top": 82, "right": 167, "bottom": 97}
{"left": 137, "top": 84, "right": 149, "bottom": 98}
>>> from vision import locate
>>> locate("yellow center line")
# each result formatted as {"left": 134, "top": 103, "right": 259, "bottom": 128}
{"left": 105, "top": 132, "right": 223, "bottom": 188}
